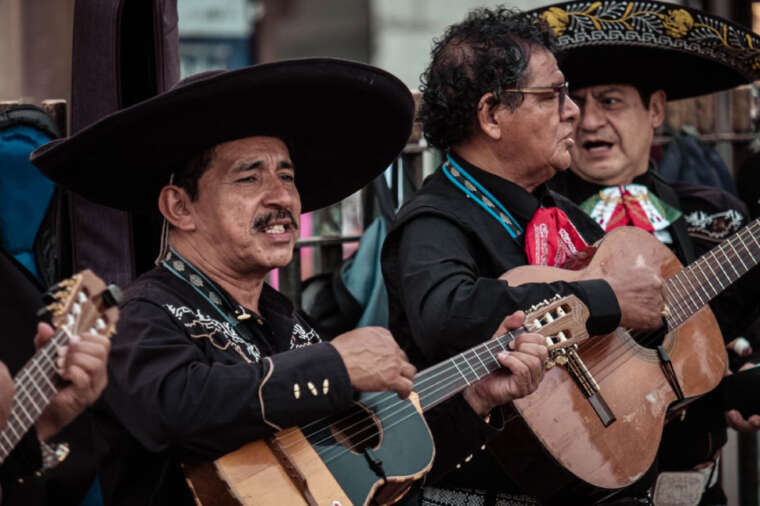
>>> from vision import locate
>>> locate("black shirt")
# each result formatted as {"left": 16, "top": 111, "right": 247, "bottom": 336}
{"left": 381, "top": 153, "right": 622, "bottom": 493}
{"left": 95, "top": 254, "right": 354, "bottom": 506}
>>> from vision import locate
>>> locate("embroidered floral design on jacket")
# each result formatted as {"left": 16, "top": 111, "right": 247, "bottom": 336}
{"left": 684, "top": 209, "right": 744, "bottom": 241}
{"left": 164, "top": 304, "right": 262, "bottom": 363}
{"left": 290, "top": 320, "right": 321, "bottom": 349}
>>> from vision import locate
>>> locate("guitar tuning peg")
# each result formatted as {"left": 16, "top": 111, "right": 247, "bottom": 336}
{"left": 545, "top": 359, "right": 555, "bottom": 370}
{"left": 556, "top": 355, "right": 568, "bottom": 366}
{"left": 42, "top": 291, "right": 56, "bottom": 305}
{"left": 102, "top": 285, "right": 123, "bottom": 309}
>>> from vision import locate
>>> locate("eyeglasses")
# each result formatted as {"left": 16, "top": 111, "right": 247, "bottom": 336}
{"left": 501, "top": 81, "right": 570, "bottom": 112}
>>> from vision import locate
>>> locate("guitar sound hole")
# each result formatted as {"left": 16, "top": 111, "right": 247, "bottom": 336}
{"left": 328, "top": 402, "right": 382, "bottom": 455}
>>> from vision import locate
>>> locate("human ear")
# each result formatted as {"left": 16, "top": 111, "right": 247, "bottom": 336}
{"left": 476, "top": 92, "right": 504, "bottom": 141}
{"left": 158, "top": 185, "right": 196, "bottom": 231}
{"left": 649, "top": 90, "right": 666, "bottom": 129}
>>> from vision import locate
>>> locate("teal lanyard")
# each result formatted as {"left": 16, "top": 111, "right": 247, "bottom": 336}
{"left": 161, "top": 247, "right": 258, "bottom": 329}
{"left": 441, "top": 153, "right": 524, "bottom": 241}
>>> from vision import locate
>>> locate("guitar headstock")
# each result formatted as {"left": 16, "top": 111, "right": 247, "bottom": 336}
{"left": 42, "top": 269, "right": 122, "bottom": 341}
{"left": 523, "top": 294, "right": 590, "bottom": 369}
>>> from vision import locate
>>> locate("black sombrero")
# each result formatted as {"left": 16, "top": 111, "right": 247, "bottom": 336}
{"left": 523, "top": 1, "right": 760, "bottom": 100}
{"left": 31, "top": 58, "right": 414, "bottom": 213}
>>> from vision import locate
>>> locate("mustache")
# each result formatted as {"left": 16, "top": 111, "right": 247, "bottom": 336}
{"left": 252, "top": 207, "right": 299, "bottom": 231}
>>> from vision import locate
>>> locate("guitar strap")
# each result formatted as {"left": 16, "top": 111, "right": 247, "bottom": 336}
{"left": 441, "top": 153, "right": 524, "bottom": 243}
{"left": 266, "top": 436, "right": 319, "bottom": 506}
{"left": 160, "top": 246, "right": 260, "bottom": 345}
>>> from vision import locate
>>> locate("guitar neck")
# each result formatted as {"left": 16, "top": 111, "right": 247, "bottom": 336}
{"left": 0, "top": 330, "right": 68, "bottom": 462}
{"left": 665, "top": 217, "right": 760, "bottom": 327}
{"left": 414, "top": 328, "right": 525, "bottom": 411}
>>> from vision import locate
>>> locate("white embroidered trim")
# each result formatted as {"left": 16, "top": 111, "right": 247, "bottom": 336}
{"left": 164, "top": 304, "right": 261, "bottom": 363}
{"left": 258, "top": 357, "right": 282, "bottom": 431}
{"left": 684, "top": 209, "right": 743, "bottom": 239}
{"left": 290, "top": 322, "right": 321, "bottom": 350}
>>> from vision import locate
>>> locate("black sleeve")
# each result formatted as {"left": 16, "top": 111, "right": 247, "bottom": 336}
{"left": 104, "top": 299, "right": 355, "bottom": 459}
{"left": 396, "top": 215, "right": 620, "bottom": 364}
{"left": 0, "top": 429, "right": 46, "bottom": 504}
{"left": 422, "top": 395, "right": 504, "bottom": 482}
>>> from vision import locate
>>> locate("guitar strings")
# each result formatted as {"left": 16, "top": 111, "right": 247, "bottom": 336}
{"left": 284, "top": 320, "right": 588, "bottom": 453}
{"left": 277, "top": 329, "right": 523, "bottom": 450}
{"left": 276, "top": 222, "right": 760, "bottom": 464}
{"left": 16, "top": 294, "right": 112, "bottom": 413}
{"left": 280, "top": 327, "right": 577, "bottom": 458}
{"left": 0, "top": 326, "right": 69, "bottom": 460}
{"left": 4, "top": 296, "right": 95, "bottom": 452}
{"left": 567, "top": 221, "right": 760, "bottom": 382}
{"left": 308, "top": 222, "right": 760, "bottom": 460}
{"left": 315, "top": 333, "right": 569, "bottom": 465}
{"left": 286, "top": 324, "right": 537, "bottom": 448}
{"left": 281, "top": 351, "right": 487, "bottom": 461}
{"left": 290, "top": 326, "right": 524, "bottom": 439}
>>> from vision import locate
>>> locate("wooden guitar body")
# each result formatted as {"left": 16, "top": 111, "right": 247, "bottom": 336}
{"left": 184, "top": 392, "right": 434, "bottom": 505}
{"left": 490, "top": 227, "right": 728, "bottom": 504}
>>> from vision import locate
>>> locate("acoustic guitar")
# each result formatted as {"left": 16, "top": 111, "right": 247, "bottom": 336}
{"left": 0, "top": 270, "right": 120, "bottom": 464}
{"left": 183, "top": 295, "right": 592, "bottom": 506}
{"left": 490, "top": 219, "right": 760, "bottom": 504}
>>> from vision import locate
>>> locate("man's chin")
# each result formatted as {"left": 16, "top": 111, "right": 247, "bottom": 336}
{"left": 570, "top": 164, "right": 626, "bottom": 185}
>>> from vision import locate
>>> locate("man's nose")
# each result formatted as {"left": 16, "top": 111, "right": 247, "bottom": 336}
{"left": 262, "top": 178, "right": 297, "bottom": 208}
{"left": 577, "top": 100, "right": 606, "bottom": 131}
{"left": 561, "top": 94, "right": 580, "bottom": 123}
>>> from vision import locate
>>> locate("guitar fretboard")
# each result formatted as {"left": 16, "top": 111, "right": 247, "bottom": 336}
{"left": 0, "top": 331, "right": 68, "bottom": 462}
{"left": 414, "top": 329, "right": 526, "bottom": 411}
{"left": 664, "top": 217, "right": 760, "bottom": 328}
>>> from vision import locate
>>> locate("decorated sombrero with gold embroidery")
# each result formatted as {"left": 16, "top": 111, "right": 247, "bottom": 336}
{"left": 524, "top": 1, "right": 760, "bottom": 99}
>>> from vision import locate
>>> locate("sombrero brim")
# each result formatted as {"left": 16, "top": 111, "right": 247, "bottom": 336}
{"left": 524, "top": 1, "right": 760, "bottom": 100}
{"left": 31, "top": 58, "right": 414, "bottom": 213}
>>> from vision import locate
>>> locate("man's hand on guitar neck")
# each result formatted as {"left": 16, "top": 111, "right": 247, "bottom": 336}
{"left": 331, "top": 327, "right": 417, "bottom": 400}
{"left": 603, "top": 264, "right": 665, "bottom": 331}
{"left": 33, "top": 322, "right": 110, "bottom": 441}
{"left": 462, "top": 311, "right": 548, "bottom": 416}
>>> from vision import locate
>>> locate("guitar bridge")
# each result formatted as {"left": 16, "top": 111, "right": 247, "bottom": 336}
{"left": 548, "top": 345, "right": 616, "bottom": 427}
{"left": 566, "top": 349, "right": 616, "bottom": 427}
{"left": 532, "top": 300, "right": 616, "bottom": 427}
{"left": 363, "top": 448, "right": 387, "bottom": 482}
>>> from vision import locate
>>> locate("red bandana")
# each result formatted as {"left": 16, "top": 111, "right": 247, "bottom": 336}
{"left": 524, "top": 207, "right": 595, "bottom": 269}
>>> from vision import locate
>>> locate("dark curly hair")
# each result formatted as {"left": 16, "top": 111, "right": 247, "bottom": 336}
{"left": 419, "top": 6, "right": 555, "bottom": 150}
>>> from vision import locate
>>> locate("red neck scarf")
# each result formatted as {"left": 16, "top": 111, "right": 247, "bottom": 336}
{"left": 524, "top": 207, "right": 595, "bottom": 269}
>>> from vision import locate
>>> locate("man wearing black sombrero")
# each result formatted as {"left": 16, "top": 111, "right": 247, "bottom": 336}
{"left": 523, "top": 1, "right": 760, "bottom": 503}
{"left": 31, "top": 58, "right": 550, "bottom": 505}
